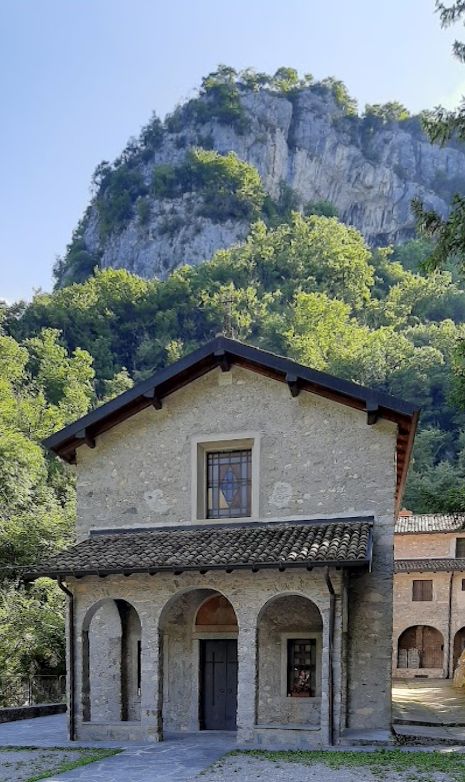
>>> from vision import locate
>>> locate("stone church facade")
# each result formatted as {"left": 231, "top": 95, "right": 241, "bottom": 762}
{"left": 27, "top": 337, "right": 419, "bottom": 747}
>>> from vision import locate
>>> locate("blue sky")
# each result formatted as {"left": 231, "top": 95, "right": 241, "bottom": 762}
{"left": 1, "top": 0, "right": 465, "bottom": 302}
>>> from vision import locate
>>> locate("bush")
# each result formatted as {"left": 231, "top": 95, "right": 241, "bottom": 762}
{"left": 151, "top": 149, "right": 266, "bottom": 221}
{"left": 96, "top": 165, "right": 148, "bottom": 238}
{"left": 364, "top": 102, "right": 410, "bottom": 123}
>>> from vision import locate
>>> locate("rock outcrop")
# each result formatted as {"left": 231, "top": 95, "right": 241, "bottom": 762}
{"left": 60, "top": 82, "right": 465, "bottom": 285}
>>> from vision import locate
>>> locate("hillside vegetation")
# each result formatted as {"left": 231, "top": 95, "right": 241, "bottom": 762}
{"left": 6, "top": 214, "right": 465, "bottom": 515}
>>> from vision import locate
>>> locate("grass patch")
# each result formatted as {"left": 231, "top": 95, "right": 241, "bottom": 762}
{"left": 229, "top": 749, "right": 465, "bottom": 780}
{"left": 23, "top": 748, "right": 120, "bottom": 782}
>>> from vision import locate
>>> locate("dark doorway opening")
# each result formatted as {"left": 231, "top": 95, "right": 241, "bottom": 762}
{"left": 200, "top": 639, "right": 237, "bottom": 730}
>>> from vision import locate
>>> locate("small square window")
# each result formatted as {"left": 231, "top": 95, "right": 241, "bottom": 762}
{"left": 412, "top": 580, "right": 433, "bottom": 601}
{"left": 462, "top": 579, "right": 465, "bottom": 592}
{"left": 206, "top": 449, "right": 252, "bottom": 519}
{"left": 457, "top": 539, "right": 465, "bottom": 558}
{"left": 287, "top": 638, "right": 316, "bottom": 697}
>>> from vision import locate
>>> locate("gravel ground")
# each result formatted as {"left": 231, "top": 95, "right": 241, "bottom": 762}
{"left": 198, "top": 754, "right": 458, "bottom": 782}
{"left": 0, "top": 748, "right": 96, "bottom": 782}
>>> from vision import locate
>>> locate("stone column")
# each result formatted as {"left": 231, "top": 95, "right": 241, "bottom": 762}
{"left": 140, "top": 612, "right": 162, "bottom": 741}
{"left": 236, "top": 615, "right": 257, "bottom": 745}
{"left": 320, "top": 606, "right": 331, "bottom": 746}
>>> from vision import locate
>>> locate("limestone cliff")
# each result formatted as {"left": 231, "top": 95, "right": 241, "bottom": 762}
{"left": 57, "top": 79, "right": 465, "bottom": 286}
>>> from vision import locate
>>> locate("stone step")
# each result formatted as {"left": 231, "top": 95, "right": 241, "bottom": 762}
{"left": 394, "top": 723, "right": 465, "bottom": 746}
{"left": 340, "top": 729, "right": 395, "bottom": 746}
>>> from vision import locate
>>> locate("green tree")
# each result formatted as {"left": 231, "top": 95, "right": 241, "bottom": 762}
{"left": 413, "top": 2, "right": 465, "bottom": 269}
{"left": 364, "top": 102, "right": 410, "bottom": 122}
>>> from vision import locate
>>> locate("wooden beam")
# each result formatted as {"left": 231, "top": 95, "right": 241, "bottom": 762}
{"left": 75, "top": 429, "right": 96, "bottom": 448}
{"left": 286, "top": 373, "right": 300, "bottom": 397}
{"left": 214, "top": 348, "right": 231, "bottom": 372}
{"left": 366, "top": 401, "right": 379, "bottom": 425}
{"left": 143, "top": 389, "right": 163, "bottom": 409}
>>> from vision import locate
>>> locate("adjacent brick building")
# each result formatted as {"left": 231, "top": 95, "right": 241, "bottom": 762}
{"left": 393, "top": 512, "right": 465, "bottom": 679}
{"left": 25, "top": 337, "right": 418, "bottom": 746}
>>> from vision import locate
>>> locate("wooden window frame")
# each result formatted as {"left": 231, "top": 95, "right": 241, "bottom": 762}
{"left": 206, "top": 449, "right": 252, "bottom": 519}
{"left": 280, "top": 632, "right": 322, "bottom": 699}
{"left": 412, "top": 579, "right": 433, "bottom": 602}
{"left": 191, "top": 433, "right": 261, "bottom": 522}
{"left": 456, "top": 538, "right": 465, "bottom": 558}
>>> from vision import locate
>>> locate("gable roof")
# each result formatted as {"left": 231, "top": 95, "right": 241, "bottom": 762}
{"left": 43, "top": 336, "right": 420, "bottom": 510}
{"left": 22, "top": 519, "right": 373, "bottom": 580}
{"left": 395, "top": 514, "right": 465, "bottom": 535}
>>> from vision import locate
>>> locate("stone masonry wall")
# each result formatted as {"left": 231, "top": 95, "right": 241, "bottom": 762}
{"left": 394, "top": 532, "right": 464, "bottom": 559}
{"left": 76, "top": 365, "right": 397, "bottom": 535}
{"left": 393, "top": 567, "right": 465, "bottom": 679}
{"left": 73, "top": 364, "right": 398, "bottom": 738}
{"left": 257, "top": 594, "right": 322, "bottom": 726}
{"left": 393, "top": 572, "right": 450, "bottom": 678}
{"left": 71, "top": 569, "right": 344, "bottom": 746}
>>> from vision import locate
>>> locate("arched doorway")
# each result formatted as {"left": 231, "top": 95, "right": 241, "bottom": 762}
{"left": 453, "top": 627, "right": 465, "bottom": 672}
{"left": 397, "top": 626, "right": 444, "bottom": 670}
{"left": 158, "top": 589, "right": 238, "bottom": 732}
{"left": 257, "top": 594, "right": 323, "bottom": 727}
{"left": 82, "top": 599, "right": 141, "bottom": 722}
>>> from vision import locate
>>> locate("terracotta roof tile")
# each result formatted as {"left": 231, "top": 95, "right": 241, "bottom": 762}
{"left": 23, "top": 520, "right": 373, "bottom": 579}
{"left": 395, "top": 514, "right": 465, "bottom": 534}
{"left": 395, "top": 558, "right": 465, "bottom": 573}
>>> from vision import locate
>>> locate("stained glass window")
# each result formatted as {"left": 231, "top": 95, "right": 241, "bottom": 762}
{"left": 206, "top": 450, "right": 252, "bottom": 519}
{"left": 287, "top": 639, "right": 316, "bottom": 697}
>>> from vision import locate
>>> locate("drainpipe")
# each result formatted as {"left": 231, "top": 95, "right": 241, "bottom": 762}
{"left": 57, "top": 579, "right": 75, "bottom": 741}
{"left": 324, "top": 567, "right": 336, "bottom": 746}
{"left": 447, "top": 572, "right": 454, "bottom": 679}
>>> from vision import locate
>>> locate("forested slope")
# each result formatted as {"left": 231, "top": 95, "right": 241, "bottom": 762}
{"left": 6, "top": 215, "right": 465, "bottom": 515}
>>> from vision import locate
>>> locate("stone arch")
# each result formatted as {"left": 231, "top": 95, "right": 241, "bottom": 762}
{"left": 81, "top": 598, "right": 142, "bottom": 722}
{"left": 256, "top": 592, "right": 323, "bottom": 727}
{"left": 158, "top": 587, "right": 239, "bottom": 732}
{"left": 397, "top": 625, "right": 444, "bottom": 670}
{"left": 453, "top": 627, "right": 465, "bottom": 672}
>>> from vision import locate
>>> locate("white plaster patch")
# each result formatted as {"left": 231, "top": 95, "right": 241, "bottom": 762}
{"left": 269, "top": 481, "right": 293, "bottom": 508}
{"left": 143, "top": 489, "right": 169, "bottom": 513}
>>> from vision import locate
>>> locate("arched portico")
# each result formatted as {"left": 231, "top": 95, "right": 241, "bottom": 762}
{"left": 81, "top": 598, "right": 142, "bottom": 724}
{"left": 453, "top": 627, "right": 465, "bottom": 673}
{"left": 256, "top": 593, "right": 323, "bottom": 728}
{"left": 158, "top": 587, "right": 239, "bottom": 733}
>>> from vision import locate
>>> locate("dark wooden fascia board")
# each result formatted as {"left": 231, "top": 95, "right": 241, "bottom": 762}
{"left": 43, "top": 338, "right": 420, "bottom": 501}
{"left": 24, "top": 556, "right": 372, "bottom": 581}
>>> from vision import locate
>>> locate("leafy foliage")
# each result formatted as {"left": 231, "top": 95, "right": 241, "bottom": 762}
{"left": 413, "top": 3, "right": 465, "bottom": 269}
{"left": 152, "top": 148, "right": 266, "bottom": 220}
{"left": 364, "top": 102, "right": 410, "bottom": 122}
{"left": 0, "top": 325, "right": 130, "bottom": 696}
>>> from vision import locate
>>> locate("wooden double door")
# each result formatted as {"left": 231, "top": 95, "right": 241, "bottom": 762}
{"left": 200, "top": 639, "right": 237, "bottom": 730}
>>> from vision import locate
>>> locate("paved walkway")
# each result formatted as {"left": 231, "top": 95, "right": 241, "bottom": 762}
{"left": 393, "top": 679, "right": 465, "bottom": 725}
{"left": 392, "top": 678, "right": 465, "bottom": 744}
{"left": 0, "top": 715, "right": 235, "bottom": 781}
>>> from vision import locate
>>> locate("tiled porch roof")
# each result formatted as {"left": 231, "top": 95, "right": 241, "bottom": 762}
{"left": 23, "top": 519, "right": 373, "bottom": 580}
{"left": 395, "top": 558, "right": 465, "bottom": 573}
{"left": 395, "top": 514, "right": 465, "bottom": 534}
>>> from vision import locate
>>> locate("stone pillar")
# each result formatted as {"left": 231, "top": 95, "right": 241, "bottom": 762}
{"left": 236, "top": 616, "right": 257, "bottom": 745}
{"left": 320, "top": 606, "right": 331, "bottom": 746}
{"left": 140, "top": 612, "right": 162, "bottom": 741}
